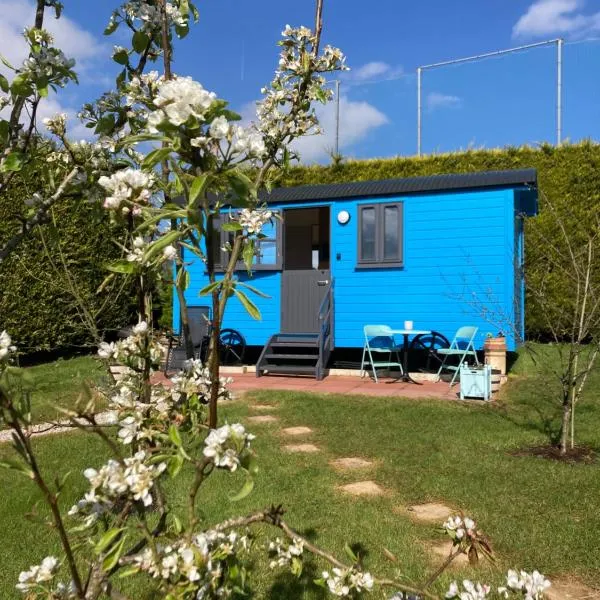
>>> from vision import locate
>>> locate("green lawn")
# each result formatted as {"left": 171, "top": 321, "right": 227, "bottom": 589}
{"left": 4, "top": 356, "right": 107, "bottom": 426}
{"left": 0, "top": 348, "right": 599, "bottom": 598}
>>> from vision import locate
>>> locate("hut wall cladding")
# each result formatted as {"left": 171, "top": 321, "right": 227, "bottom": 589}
{"left": 175, "top": 185, "right": 526, "bottom": 351}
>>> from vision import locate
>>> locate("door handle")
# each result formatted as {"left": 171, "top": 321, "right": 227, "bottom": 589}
{"left": 317, "top": 280, "right": 329, "bottom": 286}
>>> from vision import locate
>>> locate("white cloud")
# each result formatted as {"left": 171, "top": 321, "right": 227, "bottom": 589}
{"left": 513, "top": 0, "right": 600, "bottom": 39}
{"left": 291, "top": 95, "right": 389, "bottom": 162}
{"left": 240, "top": 95, "right": 389, "bottom": 164}
{"left": 426, "top": 92, "right": 462, "bottom": 111}
{"left": 0, "top": 0, "right": 104, "bottom": 73}
{"left": 343, "top": 61, "right": 404, "bottom": 84}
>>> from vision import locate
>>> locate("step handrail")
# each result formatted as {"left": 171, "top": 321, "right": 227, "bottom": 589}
{"left": 316, "top": 278, "right": 334, "bottom": 380}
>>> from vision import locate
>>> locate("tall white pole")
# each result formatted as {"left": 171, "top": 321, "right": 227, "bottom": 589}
{"left": 417, "top": 67, "right": 422, "bottom": 157}
{"left": 335, "top": 79, "right": 340, "bottom": 156}
{"left": 557, "top": 38, "right": 563, "bottom": 145}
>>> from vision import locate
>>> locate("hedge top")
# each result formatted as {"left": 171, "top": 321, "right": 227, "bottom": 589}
{"left": 264, "top": 167, "right": 537, "bottom": 204}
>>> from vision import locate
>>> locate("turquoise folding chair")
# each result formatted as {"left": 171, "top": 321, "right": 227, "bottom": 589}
{"left": 361, "top": 325, "right": 404, "bottom": 383}
{"left": 436, "top": 326, "right": 479, "bottom": 386}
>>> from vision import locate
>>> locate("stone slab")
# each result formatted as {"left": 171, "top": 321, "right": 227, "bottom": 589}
{"left": 408, "top": 502, "right": 455, "bottom": 523}
{"left": 339, "top": 480, "right": 384, "bottom": 497}
{"left": 330, "top": 457, "right": 373, "bottom": 470}
{"left": 246, "top": 415, "right": 278, "bottom": 424}
{"left": 284, "top": 444, "right": 320, "bottom": 453}
{"left": 281, "top": 426, "right": 313, "bottom": 436}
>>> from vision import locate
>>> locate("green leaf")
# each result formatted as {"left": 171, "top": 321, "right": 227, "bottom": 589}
{"left": 104, "top": 19, "right": 119, "bottom": 35}
{"left": 113, "top": 49, "right": 129, "bottom": 65}
{"left": 95, "top": 114, "right": 116, "bottom": 136}
{"left": 237, "top": 281, "right": 270, "bottom": 299}
{"left": 95, "top": 528, "right": 124, "bottom": 554}
{"left": 0, "top": 74, "right": 8, "bottom": 93}
{"left": 229, "top": 472, "right": 254, "bottom": 501}
{"left": 127, "top": 133, "right": 170, "bottom": 144}
{"left": 36, "top": 77, "right": 48, "bottom": 97}
{"left": 233, "top": 288, "right": 261, "bottom": 320}
{"left": 10, "top": 73, "right": 31, "bottom": 96}
{"left": 0, "top": 151, "right": 24, "bottom": 173}
{"left": 167, "top": 453, "right": 184, "bottom": 478}
{"left": 199, "top": 280, "right": 221, "bottom": 296}
{"left": 0, "top": 54, "right": 15, "bottom": 70}
{"left": 344, "top": 543, "right": 359, "bottom": 563}
{"left": 117, "top": 566, "right": 140, "bottom": 579}
{"left": 0, "top": 459, "right": 34, "bottom": 479}
{"left": 106, "top": 259, "right": 135, "bottom": 274}
{"left": 116, "top": 68, "right": 127, "bottom": 89}
{"left": 189, "top": 174, "right": 208, "bottom": 204}
{"left": 102, "top": 535, "right": 127, "bottom": 571}
{"left": 132, "top": 31, "right": 150, "bottom": 53}
{"left": 221, "top": 222, "right": 242, "bottom": 232}
{"left": 242, "top": 239, "right": 255, "bottom": 269}
{"left": 144, "top": 230, "right": 182, "bottom": 261}
{"left": 168, "top": 424, "right": 182, "bottom": 447}
{"left": 142, "top": 147, "right": 171, "bottom": 170}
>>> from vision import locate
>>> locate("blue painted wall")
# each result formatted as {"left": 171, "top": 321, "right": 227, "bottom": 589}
{"left": 175, "top": 186, "right": 528, "bottom": 352}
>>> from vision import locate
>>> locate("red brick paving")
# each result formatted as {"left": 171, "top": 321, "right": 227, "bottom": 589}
{"left": 152, "top": 371, "right": 457, "bottom": 400}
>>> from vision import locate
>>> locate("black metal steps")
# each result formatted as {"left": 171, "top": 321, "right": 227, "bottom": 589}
{"left": 256, "top": 333, "right": 322, "bottom": 379}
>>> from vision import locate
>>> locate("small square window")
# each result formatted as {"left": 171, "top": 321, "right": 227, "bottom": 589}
{"left": 358, "top": 202, "right": 403, "bottom": 267}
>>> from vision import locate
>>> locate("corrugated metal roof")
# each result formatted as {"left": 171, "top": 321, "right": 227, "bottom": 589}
{"left": 262, "top": 168, "right": 537, "bottom": 204}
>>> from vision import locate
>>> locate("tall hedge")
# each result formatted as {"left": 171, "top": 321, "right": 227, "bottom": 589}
{"left": 276, "top": 142, "right": 600, "bottom": 337}
{"left": 0, "top": 160, "right": 138, "bottom": 354}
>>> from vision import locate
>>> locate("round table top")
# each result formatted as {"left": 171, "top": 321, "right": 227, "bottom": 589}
{"left": 390, "top": 329, "right": 431, "bottom": 335}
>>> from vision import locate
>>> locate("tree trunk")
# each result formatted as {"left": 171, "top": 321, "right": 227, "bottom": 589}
{"left": 560, "top": 389, "right": 571, "bottom": 455}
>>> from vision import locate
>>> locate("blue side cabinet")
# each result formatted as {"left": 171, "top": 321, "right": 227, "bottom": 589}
{"left": 459, "top": 364, "right": 492, "bottom": 401}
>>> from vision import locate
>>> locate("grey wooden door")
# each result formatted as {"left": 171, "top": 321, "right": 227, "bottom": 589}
{"left": 281, "top": 270, "right": 330, "bottom": 333}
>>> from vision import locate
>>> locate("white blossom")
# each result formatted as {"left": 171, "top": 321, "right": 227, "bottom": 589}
{"left": 0, "top": 330, "right": 16, "bottom": 362}
{"left": 42, "top": 113, "right": 67, "bottom": 136}
{"left": 16, "top": 556, "right": 59, "bottom": 593}
{"left": 163, "top": 244, "right": 178, "bottom": 261}
{"left": 443, "top": 515, "right": 477, "bottom": 543}
{"left": 148, "top": 76, "right": 216, "bottom": 130}
{"left": 209, "top": 115, "right": 231, "bottom": 139}
{"left": 203, "top": 423, "right": 255, "bottom": 471}
{"left": 322, "top": 567, "right": 374, "bottom": 597}
{"left": 98, "top": 168, "right": 153, "bottom": 211}
{"left": 237, "top": 208, "right": 273, "bottom": 235}
{"left": 268, "top": 537, "right": 304, "bottom": 569}
{"left": 498, "top": 570, "right": 551, "bottom": 600}
{"left": 445, "top": 580, "right": 490, "bottom": 600}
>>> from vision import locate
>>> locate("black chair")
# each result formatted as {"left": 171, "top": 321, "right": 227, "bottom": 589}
{"left": 164, "top": 306, "right": 211, "bottom": 374}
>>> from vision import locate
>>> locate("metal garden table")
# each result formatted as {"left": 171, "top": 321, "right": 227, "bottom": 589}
{"left": 390, "top": 329, "right": 432, "bottom": 384}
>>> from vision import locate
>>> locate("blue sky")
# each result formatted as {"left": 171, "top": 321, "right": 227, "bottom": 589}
{"left": 2, "top": 0, "right": 600, "bottom": 162}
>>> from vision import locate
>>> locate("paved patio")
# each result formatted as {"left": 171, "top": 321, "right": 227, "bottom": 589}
{"left": 153, "top": 371, "right": 459, "bottom": 400}
{"left": 226, "top": 374, "right": 457, "bottom": 399}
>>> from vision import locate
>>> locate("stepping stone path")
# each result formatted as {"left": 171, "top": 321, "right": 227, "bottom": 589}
{"left": 330, "top": 457, "right": 373, "bottom": 470}
{"left": 284, "top": 444, "right": 321, "bottom": 453}
{"left": 250, "top": 404, "right": 278, "bottom": 411}
{"left": 407, "top": 502, "right": 455, "bottom": 523}
{"left": 429, "top": 539, "right": 469, "bottom": 568}
{"left": 546, "top": 580, "right": 600, "bottom": 600}
{"left": 282, "top": 426, "right": 313, "bottom": 436}
{"left": 339, "top": 480, "right": 384, "bottom": 497}
{"left": 246, "top": 415, "right": 278, "bottom": 424}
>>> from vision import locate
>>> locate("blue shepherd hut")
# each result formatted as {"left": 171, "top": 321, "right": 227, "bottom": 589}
{"left": 174, "top": 168, "right": 538, "bottom": 378}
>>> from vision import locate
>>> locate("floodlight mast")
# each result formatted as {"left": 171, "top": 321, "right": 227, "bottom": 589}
{"left": 416, "top": 38, "right": 563, "bottom": 156}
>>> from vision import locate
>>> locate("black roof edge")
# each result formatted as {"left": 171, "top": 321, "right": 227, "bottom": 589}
{"left": 260, "top": 168, "right": 537, "bottom": 204}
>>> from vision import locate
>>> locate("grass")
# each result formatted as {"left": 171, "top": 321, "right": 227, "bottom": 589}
{"left": 4, "top": 356, "right": 107, "bottom": 426}
{"left": 1, "top": 347, "right": 599, "bottom": 598}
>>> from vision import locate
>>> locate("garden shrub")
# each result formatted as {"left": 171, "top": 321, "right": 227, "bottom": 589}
{"left": 0, "top": 152, "right": 138, "bottom": 354}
